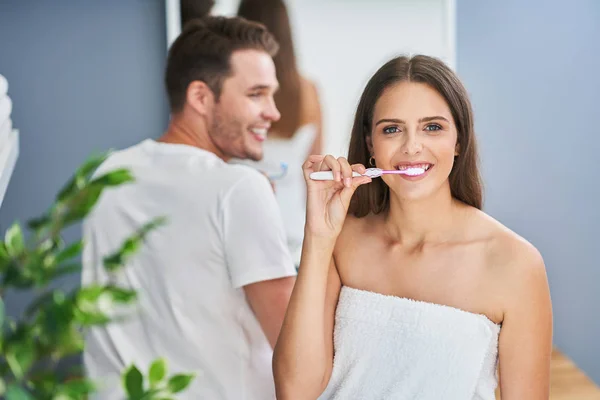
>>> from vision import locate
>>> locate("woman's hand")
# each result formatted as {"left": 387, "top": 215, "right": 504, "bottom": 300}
{"left": 303, "top": 155, "right": 371, "bottom": 239}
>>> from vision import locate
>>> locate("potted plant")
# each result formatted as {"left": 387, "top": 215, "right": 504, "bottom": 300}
{"left": 0, "top": 153, "right": 195, "bottom": 399}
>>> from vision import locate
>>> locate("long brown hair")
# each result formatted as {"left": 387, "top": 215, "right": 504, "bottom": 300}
{"left": 237, "top": 0, "right": 302, "bottom": 138}
{"left": 348, "top": 55, "right": 483, "bottom": 217}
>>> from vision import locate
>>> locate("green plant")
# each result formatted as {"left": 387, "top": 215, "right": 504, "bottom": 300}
{"left": 0, "top": 153, "right": 195, "bottom": 399}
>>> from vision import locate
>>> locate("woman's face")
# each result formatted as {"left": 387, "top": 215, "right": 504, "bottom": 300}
{"left": 369, "top": 81, "right": 459, "bottom": 202}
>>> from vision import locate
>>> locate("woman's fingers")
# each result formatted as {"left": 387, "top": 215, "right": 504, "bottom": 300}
{"left": 303, "top": 155, "right": 369, "bottom": 184}
{"left": 320, "top": 155, "right": 341, "bottom": 182}
{"left": 352, "top": 163, "right": 367, "bottom": 175}
{"left": 338, "top": 157, "right": 353, "bottom": 187}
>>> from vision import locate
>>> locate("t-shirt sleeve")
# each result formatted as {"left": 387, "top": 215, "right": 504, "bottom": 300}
{"left": 222, "top": 169, "right": 297, "bottom": 288}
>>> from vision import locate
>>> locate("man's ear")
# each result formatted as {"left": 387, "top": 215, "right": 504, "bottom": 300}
{"left": 186, "top": 80, "right": 214, "bottom": 116}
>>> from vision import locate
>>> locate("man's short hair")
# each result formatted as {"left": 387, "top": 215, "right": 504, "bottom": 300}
{"left": 165, "top": 16, "right": 279, "bottom": 112}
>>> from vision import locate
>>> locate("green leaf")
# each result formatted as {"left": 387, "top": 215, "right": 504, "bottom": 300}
{"left": 0, "top": 377, "right": 5, "bottom": 395}
{"left": 56, "top": 153, "right": 108, "bottom": 202}
{"left": 149, "top": 358, "right": 167, "bottom": 388}
{"left": 50, "top": 263, "right": 81, "bottom": 281}
{"left": 51, "top": 394, "right": 75, "bottom": 400}
{"left": 166, "top": 374, "right": 195, "bottom": 394}
{"left": 103, "top": 216, "right": 167, "bottom": 272}
{"left": 2, "top": 261, "right": 33, "bottom": 288}
{"left": 26, "top": 214, "right": 52, "bottom": 231}
{"left": 56, "top": 175, "right": 85, "bottom": 204}
{"left": 53, "top": 325, "right": 85, "bottom": 358}
{"left": 73, "top": 286, "right": 110, "bottom": 326}
{"left": 136, "top": 388, "right": 162, "bottom": 399}
{"left": 27, "top": 370, "right": 58, "bottom": 397}
{"left": 25, "top": 290, "right": 56, "bottom": 317}
{"left": 4, "top": 223, "right": 25, "bottom": 257}
{"left": 55, "top": 241, "right": 83, "bottom": 264}
{"left": 0, "top": 296, "right": 4, "bottom": 329}
{"left": 61, "top": 184, "right": 104, "bottom": 226}
{"left": 105, "top": 286, "right": 137, "bottom": 304}
{"left": 5, "top": 341, "right": 36, "bottom": 380}
{"left": 54, "top": 378, "right": 97, "bottom": 397}
{"left": 122, "top": 237, "right": 141, "bottom": 257}
{"left": 139, "top": 216, "right": 168, "bottom": 237}
{"left": 5, "top": 384, "right": 33, "bottom": 400}
{"left": 90, "top": 168, "right": 135, "bottom": 187}
{"left": 0, "top": 241, "right": 10, "bottom": 271}
{"left": 76, "top": 285, "right": 104, "bottom": 303}
{"left": 34, "top": 291, "right": 80, "bottom": 356}
{"left": 123, "top": 365, "right": 144, "bottom": 399}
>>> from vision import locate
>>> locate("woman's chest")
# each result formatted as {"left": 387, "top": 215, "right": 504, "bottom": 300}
{"left": 334, "top": 240, "right": 504, "bottom": 324}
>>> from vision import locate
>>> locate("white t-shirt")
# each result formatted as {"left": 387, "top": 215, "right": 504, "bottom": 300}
{"left": 81, "top": 139, "right": 296, "bottom": 399}
{"left": 231, "top": 124, "right": 316, "bottom": 266}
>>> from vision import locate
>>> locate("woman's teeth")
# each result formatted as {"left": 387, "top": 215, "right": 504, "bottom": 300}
{"left": 394, "top": 164, "right": 432, "bottom": 176}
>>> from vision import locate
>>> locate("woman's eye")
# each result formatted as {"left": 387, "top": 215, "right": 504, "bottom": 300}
{"left": 424, "top": 124, "right": 442, "bottom": 132}
{"left": 383, "top": 126, "right": 400, "bottom": 134}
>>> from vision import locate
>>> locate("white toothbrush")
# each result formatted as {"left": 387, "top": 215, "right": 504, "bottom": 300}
{"left": 310, "top": 167, "right": 426, "bottom": 180}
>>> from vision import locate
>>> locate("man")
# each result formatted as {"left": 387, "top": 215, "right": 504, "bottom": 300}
{"left": 82, "top": 16, "right": 297, "bottom": 399}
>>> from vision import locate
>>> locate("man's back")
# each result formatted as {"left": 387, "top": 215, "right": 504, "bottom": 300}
{"left": 82, "top": 139, "right": 295, "bottom": 399}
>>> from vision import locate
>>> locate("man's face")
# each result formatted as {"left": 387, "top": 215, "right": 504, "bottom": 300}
{"left": 209, "top": 49, "right": 280, "bottom": 161}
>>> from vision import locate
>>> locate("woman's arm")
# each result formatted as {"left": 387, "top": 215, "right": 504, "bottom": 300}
{"left": 272, "top": 155, "right": 371, "bottom": 399}
{"left": 498, "top": 246, "right": 553, "bottom": 399}
{"left": 273, "top": 246, "right": 341, "bottom": 399}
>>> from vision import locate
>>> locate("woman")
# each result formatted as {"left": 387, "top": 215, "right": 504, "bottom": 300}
{"left": 236, "top": 0, "right": 323, "bottom": 266}
{"left": 180, "top": 0, "right": 215, "bottom": 27}
{"left": 273, "top": 55, "right": 553, "bottom": 399}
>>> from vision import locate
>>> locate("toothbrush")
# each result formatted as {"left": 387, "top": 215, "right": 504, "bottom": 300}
{"left": 310, "top": 167, "right": 426, "bottom": 180}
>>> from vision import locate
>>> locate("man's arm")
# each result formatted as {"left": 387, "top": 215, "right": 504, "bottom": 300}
{"left": 222, "top": 169, "right": 297, "bottom": 347}
{"left": 243, "top": 276, "right": 296, "bottom": 348}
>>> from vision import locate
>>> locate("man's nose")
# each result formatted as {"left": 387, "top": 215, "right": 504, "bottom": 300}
{"left": 264, "top": 98, "right": 281, "bottom": 122}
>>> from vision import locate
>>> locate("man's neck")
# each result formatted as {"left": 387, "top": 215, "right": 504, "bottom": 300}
{"left": 158, "top": 116, "right": 227, "bottom": 161}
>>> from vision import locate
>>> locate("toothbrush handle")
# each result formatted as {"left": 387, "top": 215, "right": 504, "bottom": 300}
{"left": 309, "top": 171, "right": 362, "bottom": 180}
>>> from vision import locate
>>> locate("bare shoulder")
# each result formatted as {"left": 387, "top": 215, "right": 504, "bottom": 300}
{"left": 301, "top": 77, "right": 322, "bottom": 112}
{"left": 470, "top": 209, "right": 549, "bottom": 313}
{"left": 301, "top": 76, "right": 320, "bottom": 97}
{"left": 334, "top": 213, "right": 379, "bottom": 257}
{"left": 338, "top": 213, "right": 379, "bottom": 241}
{"left": 475, "top": 210, "right": 545, "bottom": 273}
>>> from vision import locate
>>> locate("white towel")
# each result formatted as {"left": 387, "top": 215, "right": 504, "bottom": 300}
{"left": 318, "top": 286, "right": 501, "bottom": 400}
{"left": 0, "top": 74, "right": 7, "bottom": 97}
{"left": 0, "top": 118, "right": 13, "bottom": 150}
{"left": 0, "top": 95, "right": 12, "bottom": 128}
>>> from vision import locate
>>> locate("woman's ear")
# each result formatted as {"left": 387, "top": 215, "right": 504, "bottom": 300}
{"left": 455, "top": 142, "right": 460, "bottom": 156}
{"left": 366, "top": 135, "right": 374, "bottom": 156}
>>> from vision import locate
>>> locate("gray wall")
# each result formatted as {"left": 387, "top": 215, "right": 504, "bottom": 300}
{"left": 457, "top": 0, "right": 600, "bottom": 383}
{"left": 0, "top": 1, "right": 169, "bottom": 317}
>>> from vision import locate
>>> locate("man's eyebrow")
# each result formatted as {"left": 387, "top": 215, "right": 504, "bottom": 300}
{"left": 247, "top": 84, "right": 279, "bottom": 92}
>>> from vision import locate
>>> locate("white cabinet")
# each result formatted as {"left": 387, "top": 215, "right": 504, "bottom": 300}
{"left": 0, "top": 73, "right": 18, "bottom": 209}
{"left": 0, "top": 128, "right": 18, "bottom": 209}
